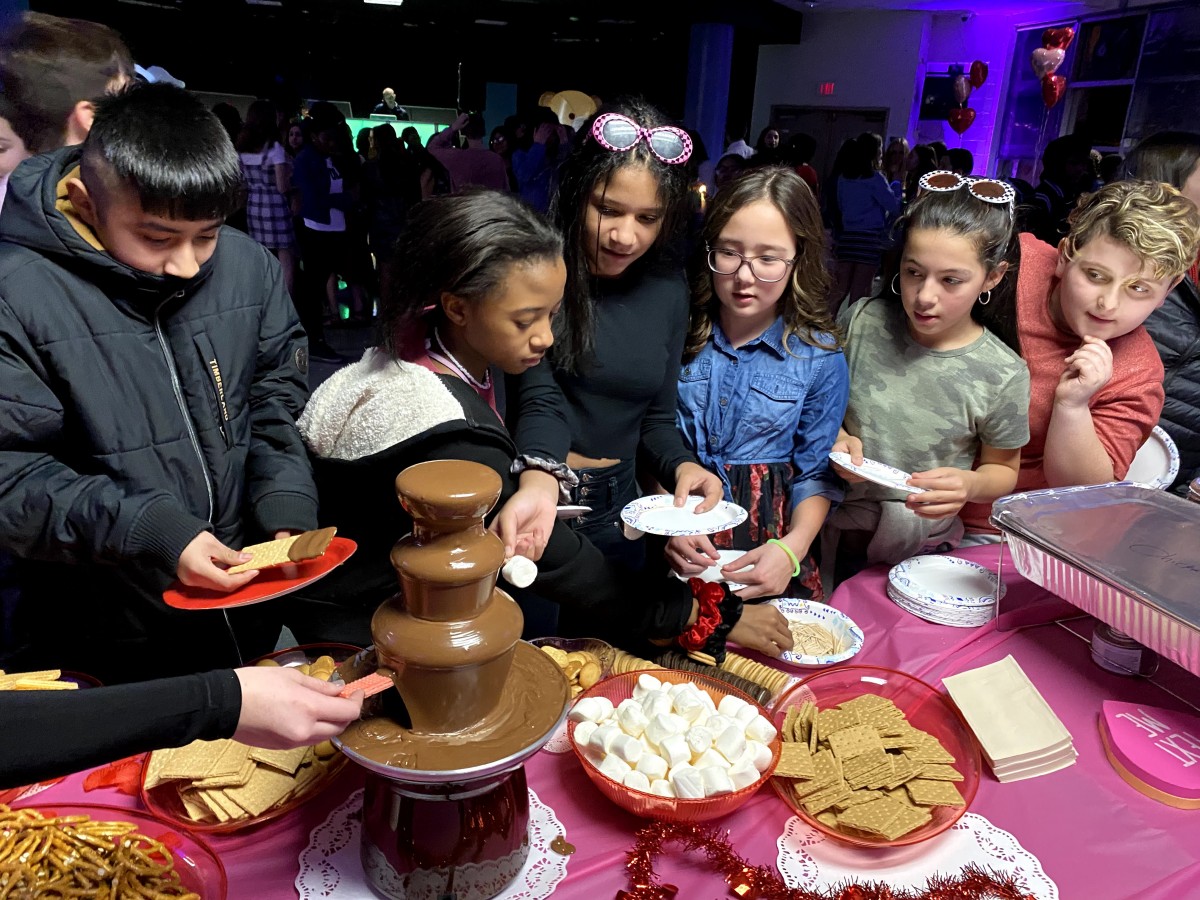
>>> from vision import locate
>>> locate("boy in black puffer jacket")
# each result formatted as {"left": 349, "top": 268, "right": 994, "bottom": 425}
{"left": 0, "top": 83, "right": 318, "bottom": 683}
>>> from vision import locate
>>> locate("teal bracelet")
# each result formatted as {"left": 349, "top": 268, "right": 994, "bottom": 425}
{"left": 767, "top": 538, "right": 802, "bottom": 578}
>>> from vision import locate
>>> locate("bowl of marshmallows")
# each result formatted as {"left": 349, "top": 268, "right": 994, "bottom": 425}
{"left": 567, "top": 669, "right": 781, "bottom": 821}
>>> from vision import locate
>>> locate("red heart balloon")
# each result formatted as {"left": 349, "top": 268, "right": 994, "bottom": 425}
{"left": 947, "top": 107, "right": 976, "bottom": 135}
{"left": 1042, "top": 26, "right": 1074, "bottom": 50}
{"left": 969, "top": 60, "right": 988, "bottom": 89}
{"left": 1042, "top": 74, "right": 1067, "bottom": 108}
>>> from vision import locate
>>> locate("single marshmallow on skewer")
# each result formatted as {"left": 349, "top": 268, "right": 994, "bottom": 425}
{"left": 501, "top": 555, "right": 538, "bottom": 588}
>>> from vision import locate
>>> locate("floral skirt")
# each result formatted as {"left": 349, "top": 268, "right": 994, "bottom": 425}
{"left": 712, "top": 462, "right": 823, "bottom": 601}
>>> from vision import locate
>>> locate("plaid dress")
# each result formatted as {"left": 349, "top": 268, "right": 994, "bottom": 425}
{"left": 240, "top": 143, "right": 295, "bottom": 250}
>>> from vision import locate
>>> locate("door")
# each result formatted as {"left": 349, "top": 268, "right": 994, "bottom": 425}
{"left": 770, "top": 106, "right": 889, "bottom": 184}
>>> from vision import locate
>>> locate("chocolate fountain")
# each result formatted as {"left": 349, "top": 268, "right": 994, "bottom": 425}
{"left": 335, "top": 459, "right": 569, "bottom": 900}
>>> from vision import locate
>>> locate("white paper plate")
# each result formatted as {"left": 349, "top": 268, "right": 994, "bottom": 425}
{"left": 887, "top": 584, "right": 993, "bottom": 628}
{"left": 770, "top": 598, "right": 864, "bottom": 667}
{"left": 889, "top": 555, "right": 1006, "bottom": 606}
{"left": 1125, "top": 425, "right": 1179, "bottom": 490}
{"left": 671, "top": 549, "right": 751, "bottom": 591}
{"left": 620, "top": 494, "right": 747, "bottom": 537}
{"left": 828, "top": 452, "right": 927, "bottom": 494}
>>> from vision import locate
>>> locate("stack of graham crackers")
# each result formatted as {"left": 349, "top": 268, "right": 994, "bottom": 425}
{"left": 943, "top": 655, "right": 1075, "bottom": 783}
{"left": 145, "top": 737, "right": 339, "bottom": 825}
{"left": 775, "top": 694, "right": 966, "bottom": 841}
{"left": 0, "top": 669, "right": 77, "bottom": 691}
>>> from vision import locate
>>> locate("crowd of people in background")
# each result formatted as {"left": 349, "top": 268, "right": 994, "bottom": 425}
{"left": 1, "top": 8, "right": 1199, "bottom": 783}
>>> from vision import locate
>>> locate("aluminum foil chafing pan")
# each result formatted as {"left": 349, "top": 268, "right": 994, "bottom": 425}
{"left": 991, "top": 483, "right": 1200, "bottom": 677}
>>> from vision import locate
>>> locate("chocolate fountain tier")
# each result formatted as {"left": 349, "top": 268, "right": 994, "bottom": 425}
{"left": 335, "top": 640, "right": 569, "bottom": 783}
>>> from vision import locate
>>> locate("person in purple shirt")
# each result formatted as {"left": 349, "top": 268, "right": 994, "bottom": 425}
{"left": 669, "top": 168, "right": 849, "bottom": 614}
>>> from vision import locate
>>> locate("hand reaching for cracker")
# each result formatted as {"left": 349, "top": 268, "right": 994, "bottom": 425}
{"left": 176, "top": 532, "right": 258, "bottom": 593}
{"left": 233, "top": 665, "right": 363, "bottom": 749}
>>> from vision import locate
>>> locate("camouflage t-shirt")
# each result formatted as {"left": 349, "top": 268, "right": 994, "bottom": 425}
{"left": 838, "top": 296, "right": 1030, "bottom": 505}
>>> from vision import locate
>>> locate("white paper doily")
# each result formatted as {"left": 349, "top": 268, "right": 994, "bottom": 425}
{"left": 541, "top": 720, "right": 572, "bottom": 754}
{"left": 296, "top": 788, "right": 570, "bottom": 899}
{"left": 776, "top": 813, "right": 1058, "bottom": 898}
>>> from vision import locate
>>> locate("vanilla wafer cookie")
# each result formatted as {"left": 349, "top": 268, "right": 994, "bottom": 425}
{"left": 227, "top": 527, "right": 337, "bottom": 575}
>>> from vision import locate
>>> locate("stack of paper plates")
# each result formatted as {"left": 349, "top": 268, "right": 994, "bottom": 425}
{"left": 886, "top": 555, "right": 1003, "bottom": 629}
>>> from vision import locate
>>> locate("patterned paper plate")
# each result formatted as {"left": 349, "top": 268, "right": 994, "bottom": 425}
{"left": 620, "top": 495, "right": 747, "bottom": 537}
{"left": 888, "top": 555, "right": 1006, "bottom": 607}
{"left": 770, "top": 598, "right": 864, "bottom": 668}
{"left": 828, "top": 452, "right": 927, "bottom": 495}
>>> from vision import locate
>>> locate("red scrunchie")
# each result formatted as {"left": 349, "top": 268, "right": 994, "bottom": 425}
{"left": 679, "top": 578, "right": 724, "bottom": 652}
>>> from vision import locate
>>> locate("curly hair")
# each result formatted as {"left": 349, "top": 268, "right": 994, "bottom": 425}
{"left": 549, "top": 96, "right": 690, "bottom": 373}
{"left": 1064, "top": 180, "right": 1200, "bottom": 282}
{"left": 684, "top": 167, "right": 836, "bottom": 362}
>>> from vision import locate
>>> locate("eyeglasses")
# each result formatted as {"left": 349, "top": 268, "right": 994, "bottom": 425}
{"left": 591, "top": 113, "right": 693, "bottom": 165}
{"left": 917, "top": 170, "right": 1017, "bottom": 207}
{"left": 706, "top": 245, "right": 795, "bottom": 283}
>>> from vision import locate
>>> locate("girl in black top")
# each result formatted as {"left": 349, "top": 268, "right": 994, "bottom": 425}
{"left": 505, "top": 98, "right": 725, "bottom": 578}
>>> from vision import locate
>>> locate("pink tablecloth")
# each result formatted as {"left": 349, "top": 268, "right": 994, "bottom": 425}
{"left": 23, "top": 544, "right": 1200, "bottom": 898}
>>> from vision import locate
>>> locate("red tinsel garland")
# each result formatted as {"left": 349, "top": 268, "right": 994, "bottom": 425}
{"left": 616, "top": 821, "right": 1038, "bottom": 900}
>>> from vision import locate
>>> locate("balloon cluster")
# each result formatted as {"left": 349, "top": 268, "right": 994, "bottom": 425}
{"left": 947, "top": 60, "right": 987, "bottom": 135}
{"left": 1031, "top": 27, "right": 1074, "bottom": 109}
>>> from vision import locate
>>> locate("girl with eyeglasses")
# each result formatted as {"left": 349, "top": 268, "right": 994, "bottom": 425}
{"left": 666, "top": 168, "right": 847, "bottom": 620}
{"left": 823, "top": 172, "right": 1030, "bottom": 585}
{"left": 504, "top": 99, "right": 725, "bottom": 603}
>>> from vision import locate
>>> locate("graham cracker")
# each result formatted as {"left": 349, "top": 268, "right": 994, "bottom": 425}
{"left": 226, "top": 527, "right": 337, "bottom": 575}
{"left": 905, "top": 778, "right": 966, "bottom": 808}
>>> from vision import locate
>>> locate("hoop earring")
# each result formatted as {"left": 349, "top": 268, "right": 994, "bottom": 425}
{"left": 890, "top": 274, "right": 900, "bottom": 295}
{"left": 977, "top": 290, "right": 992, "bottom": 306}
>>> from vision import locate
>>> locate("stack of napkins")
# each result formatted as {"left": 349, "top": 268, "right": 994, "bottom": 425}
{"left": 942, "top": 655, "right": 1076, "bottom": 782}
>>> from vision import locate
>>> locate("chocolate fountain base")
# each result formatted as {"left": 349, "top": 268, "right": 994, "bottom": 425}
{"left": 337, "top": 641, "right": 569, "bottom": 781}
{"left": 361, "top": 766, "right": 530, "bottom": 900}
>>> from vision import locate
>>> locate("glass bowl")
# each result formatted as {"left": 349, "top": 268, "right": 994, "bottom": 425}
{"left": 8, "top": 802, "right": 227, "bottom": 898}
{"left": 140, "top": 643, "right": 360, "bottom": 834}
{"left": 528, "top": 636, "right": 614, "bottom": 699}
{"left": 568, "top": 669, "right": 781, "bottom": 822}
{"left": 769, "top": 665, "right": 981, "bottom": 847}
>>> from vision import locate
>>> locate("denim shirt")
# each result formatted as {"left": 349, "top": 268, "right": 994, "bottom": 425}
{"left": 676, "top": 317, "right": 849, "bottom": 511}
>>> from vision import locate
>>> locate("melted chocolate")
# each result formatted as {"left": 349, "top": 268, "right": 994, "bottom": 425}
{"left": 340, "top": 642, "right": 568, "bottom": 771}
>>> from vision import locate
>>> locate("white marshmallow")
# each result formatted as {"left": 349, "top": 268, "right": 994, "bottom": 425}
{"left": 670, "top": 766, "right": 705, "bottom": 799}
{"left": 616, "top": 697, "right": 641, "bottom": 714}
{"left": 568, "top": 697, "right": 606, "bottom": 724}
{"left": 501, "top": 555, "right": 537, "bottom": 588}
{"left": 717, "top": 695, "right": 750, "bottom": 720}
{"left": 617, "top": 703, "right": 650, "bottom": 739}
{"left": 623, "top": 770, "right": 651, "bottom": 792}
{"left": 673, "top": 691, "right": 706, "bottom": 723}
{"left": 641, "top": 691, "right": 674, "bottom": 721}
{"left": 660, "top": 733, "right": 691, "bottom": 768}
{"left": 668, "top": 761, "right": 695, "bottom": 781}
{"left": 734, "top": 703, "right": 759, "bottom": 727}
{"left": 644, "top": 713, "right": 687, "bottom": 748}
{"left": 573, "top": 720, "right": 598, "bottom": 747}
{"left": 636, "top": 753, "right": 669, "bottom": 781}
{"left": 748, "top": 739, "right": 774, "bottom": 773}
{"left": 694, "top": 747, "right": 732, "bottom": 770}
{"left": 598, "top": 754, "right": 632, "bottom": 782}
{"left": 590, "top": 724, "right": 622, "bottom": 754}
{"left": 704, "top": 714, "right": 734, "bottom": 736}
{"left": 728, "top": 760, "right": 761, "bottom": 791}
{"left": 610, "top": 733, "right": 644, "bottom": 765}
{"left": 685, "top": 726, "right": 714, "bottom": 756}
{"left": 732, "top": 745, "right": 757, "bottom": 770}
{"left": 632, "top": 673, "right": 663, "bottom": 701}
{"left": 668, "top": 681, "right": 691, "bottom": 698}
{"left": 700, "top": 765, "right": 735, "bottom": 797}
{"left": 715, "top": 725, "right": 747, "bottom": 763}
{"left": 745, "top": 714, "right": 778, "bottom": 744}
{"left": 650, "top": 778, "right": 675, "bottom": 798}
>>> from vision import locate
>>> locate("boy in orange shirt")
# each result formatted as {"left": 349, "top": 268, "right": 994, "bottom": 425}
{"left": 963, "top": 180, "right": 1200, "bottom": 535}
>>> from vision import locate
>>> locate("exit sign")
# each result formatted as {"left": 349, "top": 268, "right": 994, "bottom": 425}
{"left": 818, "top": 82, "right": 835, "bottom": 96}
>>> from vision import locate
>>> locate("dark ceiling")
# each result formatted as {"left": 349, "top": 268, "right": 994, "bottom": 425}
{"left": 32, "top": 0, "right": 802, "bottom": 132}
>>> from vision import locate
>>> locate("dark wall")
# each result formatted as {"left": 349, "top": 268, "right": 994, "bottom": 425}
{"left": 31, "top": 0, "right": 799, "bottom": 124}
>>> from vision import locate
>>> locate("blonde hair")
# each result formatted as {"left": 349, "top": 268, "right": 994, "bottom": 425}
{"left": 1064, "top": 180, "right": 1200, "bottom": 281}
{"left": 685, "top": 167, "right": 837, "bottom": 361}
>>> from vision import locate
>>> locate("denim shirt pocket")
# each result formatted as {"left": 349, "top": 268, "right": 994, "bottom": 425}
{"left": 745, "top": 372, "right": 806, "bottom": 434}
{"left": 677, "top": 357, "right": 712, "bottom": 412}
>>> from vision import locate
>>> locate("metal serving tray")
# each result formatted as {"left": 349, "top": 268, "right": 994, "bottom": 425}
{"left": 991, "top": 483, "right": 1200, "bottom": 677}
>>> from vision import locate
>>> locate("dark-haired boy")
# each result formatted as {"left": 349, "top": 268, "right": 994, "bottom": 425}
{"left": 0, "top": 83, "right": 317, "bottom": 683}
